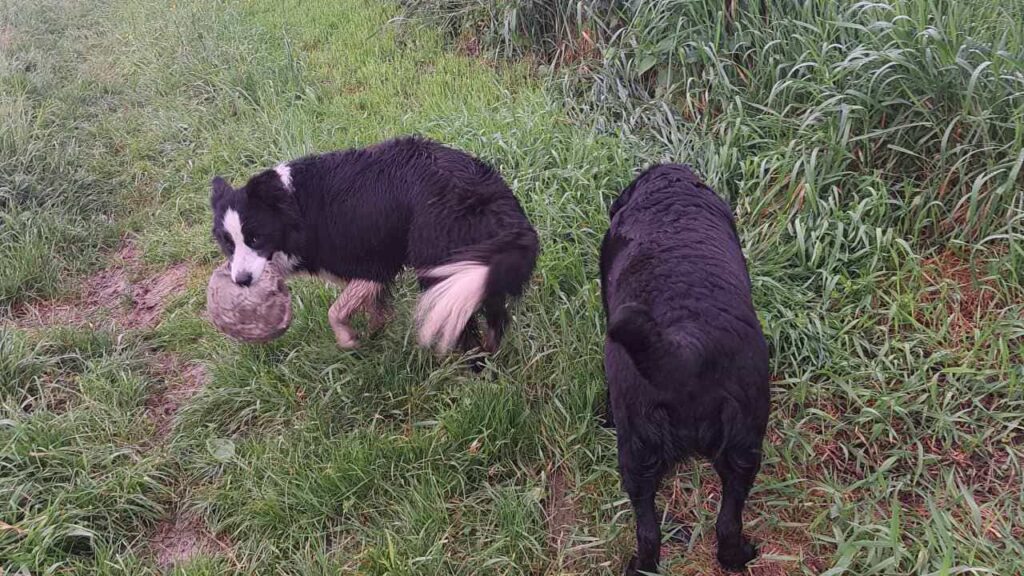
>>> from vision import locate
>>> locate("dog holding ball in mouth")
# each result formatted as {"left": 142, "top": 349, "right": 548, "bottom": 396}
{"left": 207, "top": 136, "right": 539, "bottom": 359}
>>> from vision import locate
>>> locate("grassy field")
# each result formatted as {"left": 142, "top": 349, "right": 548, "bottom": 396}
{"left": 1, "top": 0, "right": 1022, "bottom": 574}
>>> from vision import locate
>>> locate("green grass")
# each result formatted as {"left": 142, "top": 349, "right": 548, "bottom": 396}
{"left": 1, "top": 0, "right": 1022, "bottom": 574}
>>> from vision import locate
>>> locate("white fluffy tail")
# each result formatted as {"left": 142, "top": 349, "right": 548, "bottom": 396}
{"left": 415, "top": 261, "right": 489, "bottom": 352}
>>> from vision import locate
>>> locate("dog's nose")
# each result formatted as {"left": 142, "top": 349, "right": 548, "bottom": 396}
{"left": 234, "top": 272, "right": 253, "bottom": 287}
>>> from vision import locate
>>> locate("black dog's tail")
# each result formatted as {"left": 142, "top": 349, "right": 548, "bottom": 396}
{"left": 607, "top": 302, "right": 702, "bottom": 386}
{"left": 416, "top": 227, "right": 539, "bottom": 351}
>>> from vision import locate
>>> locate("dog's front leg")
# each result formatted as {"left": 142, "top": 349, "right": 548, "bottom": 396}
{"left": 329, "top": 280, "right": 385, "bottom": 349}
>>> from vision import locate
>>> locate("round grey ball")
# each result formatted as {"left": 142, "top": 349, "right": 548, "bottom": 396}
{"left": 206, "top": 262, "right": 292, "bottom": 343}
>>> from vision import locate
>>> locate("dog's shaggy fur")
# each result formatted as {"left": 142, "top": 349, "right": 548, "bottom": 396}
{"left": 600, "top": 164, "right": 770, "bottom": 574}
{"left": 210, "top": 136, "right": 539, "bottom": 356}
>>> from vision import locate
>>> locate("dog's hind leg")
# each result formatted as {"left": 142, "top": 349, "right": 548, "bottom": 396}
{"left": 329, "top": 279, "right": 386, "bottom": 349}
{"left": 456, "top": 317, "right": 486, "bottom": 372}
{"left": 712, "top": 446, "right": 761, "bottom": 571}
{"left": 481, "top": 295, "right": 508, "bottom": 354}
{"left": 620, "top": 446, "right": 664, "bottom": 575}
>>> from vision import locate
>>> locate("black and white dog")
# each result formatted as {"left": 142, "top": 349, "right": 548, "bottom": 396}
{"left": 601, "top": 165, "right": 770, "bottom": 574}
{"left": 210, "top": 136, "right": 539, "bottom": 356}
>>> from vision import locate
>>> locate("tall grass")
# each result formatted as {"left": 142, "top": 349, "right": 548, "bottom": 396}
{"left": 403, "top": 0, "right": 1024, "bottom": 247}
{"left": 398, "top": 0, "right": 624, "bottom": 59}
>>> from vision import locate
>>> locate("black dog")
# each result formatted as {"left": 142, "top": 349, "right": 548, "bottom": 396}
{"left": 210, "top": 136, "right": 538, "bottom": 356}
{"left": 600, "top": 164, "right": 770, "bottom": 574}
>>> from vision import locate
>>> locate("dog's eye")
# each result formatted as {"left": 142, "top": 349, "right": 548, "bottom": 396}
{"left": 249, "top": 235, "right": 261, "bottom": 247}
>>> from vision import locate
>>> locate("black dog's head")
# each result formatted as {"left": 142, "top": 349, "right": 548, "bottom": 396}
{"left": 210, "top": 168, "right": 301, "bottom": 286}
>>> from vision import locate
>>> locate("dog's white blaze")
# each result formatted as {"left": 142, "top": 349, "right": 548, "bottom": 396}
{"left": 223, "top": 208, "right": 267, "bottom": 283}
{"left": 415, "top": 261, "right": 489, "bottom": 352}
{"left": 274, "top": 163, "right": 292, "bottom": 191}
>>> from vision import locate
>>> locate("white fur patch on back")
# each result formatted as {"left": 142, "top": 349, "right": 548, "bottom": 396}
{"left": 275, "top": 163, "right": 292, "bottom": 191}
{"left": 224, "top": 208, "right": 267, "bottom": 283}
{"left": 416, "top": 261, "right": 489, "bottom": 352}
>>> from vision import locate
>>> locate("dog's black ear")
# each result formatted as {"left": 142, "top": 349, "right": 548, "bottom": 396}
{"left": 247, "top": 174, "right": 303, "bottom": 236}
{"left": 211, "top": 176, "right": 232, "bottom": 208}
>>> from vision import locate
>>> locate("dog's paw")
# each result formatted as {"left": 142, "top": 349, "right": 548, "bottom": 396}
{"left": 332, "top": 325, "right": 360, "bottom": 349}
{"left": 717, "top": 539, "right": 757, "bottom": 572}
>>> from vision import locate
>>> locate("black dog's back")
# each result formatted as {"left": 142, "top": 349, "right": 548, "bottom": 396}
{"left": 602, "top": 165, "right": 769, "bottom": 446}
{"left": 286, "top": 137, "right": 534, "bottom": 279}
{"left": 601, "top": 164, "right": 769, "bottom": 574}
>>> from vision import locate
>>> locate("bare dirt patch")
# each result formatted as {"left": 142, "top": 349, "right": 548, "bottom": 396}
{"left": 150, "top": 513, "right": 228, "bottom": 570}
{"left": 15, "top": 250, "right": 132, "bottom": 329}
{"left": 12, "top": 239, "right": 194, "bottom": 332}
{"left": 127, "top": 262, "right": 192, "bottom": 329}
